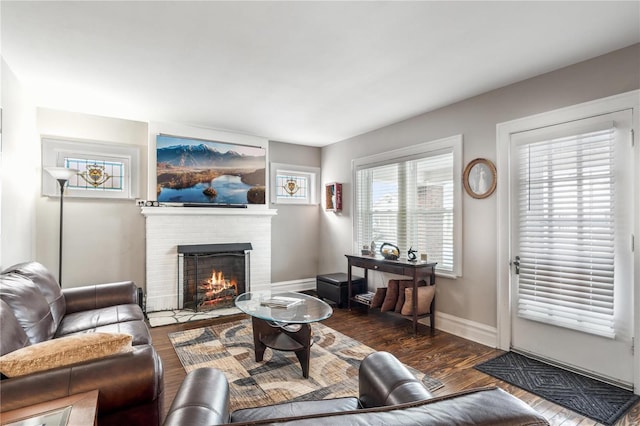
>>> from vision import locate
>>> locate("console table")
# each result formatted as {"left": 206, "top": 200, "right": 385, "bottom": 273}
{"left": 345, "top": 254, "right": 437, "bottom": 335}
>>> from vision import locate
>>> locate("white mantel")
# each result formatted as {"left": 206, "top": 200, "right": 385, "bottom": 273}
{"left": 142, "top": 206, "right": 277, "bottom": 312}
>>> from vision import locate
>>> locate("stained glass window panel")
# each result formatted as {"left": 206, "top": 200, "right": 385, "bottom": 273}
{"left": 65, "top": 158, "right": 125, "bottom": 192}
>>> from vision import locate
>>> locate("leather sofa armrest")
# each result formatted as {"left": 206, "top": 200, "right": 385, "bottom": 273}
{"left": 63, "top": 281, "right": 139, "bottom": 313}
{"left": 358, "top": 351, "right": 432, "bottom": 408}
{"left": 0, "top": 345, "right": 163, "bottom": 416}
{"left": 163, "top": 368, "right": 230, "bottom": 426}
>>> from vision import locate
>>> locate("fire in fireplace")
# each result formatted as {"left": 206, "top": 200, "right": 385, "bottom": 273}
{"left": 177, "top": 243, "right": 252, "bottom": 312}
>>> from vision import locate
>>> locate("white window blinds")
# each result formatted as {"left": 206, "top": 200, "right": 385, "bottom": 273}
{"left": 355, "top": 147, "right": 457, "bottom": 274}
{"left": 515, "top": 123, "right": 618, "bottom": 338}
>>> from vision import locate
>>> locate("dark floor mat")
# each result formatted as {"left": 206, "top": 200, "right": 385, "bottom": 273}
{"left": 475, "top": 351, "right": 639, "bottom": 425}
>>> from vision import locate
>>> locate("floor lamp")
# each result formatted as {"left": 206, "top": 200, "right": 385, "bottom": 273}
{"left": 45, "top": 167, "right": 79, "bottom": 287}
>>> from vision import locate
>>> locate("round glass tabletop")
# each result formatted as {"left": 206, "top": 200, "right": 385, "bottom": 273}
{"left": 235, "top": 291, "right": 333, "bottom": 324}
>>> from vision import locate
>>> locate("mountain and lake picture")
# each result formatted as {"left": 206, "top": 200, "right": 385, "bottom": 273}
{"left": 156, "top": 134, "right": 266, "bottom": 205}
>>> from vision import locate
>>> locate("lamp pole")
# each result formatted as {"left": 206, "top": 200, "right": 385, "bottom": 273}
{"left": 45, "top": 167, "right": 79, "bottom": 286}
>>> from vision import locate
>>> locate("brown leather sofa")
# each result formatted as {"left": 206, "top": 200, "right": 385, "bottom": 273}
{"left": 0, "top": 261, "right": 164, "bottom": 426}
{"left": 164, "top": 351, "right": 550, "bottom": 426}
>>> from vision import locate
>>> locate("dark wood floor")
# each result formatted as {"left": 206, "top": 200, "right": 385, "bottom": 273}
{"left": 150, "top": 308, "right": 640, "bottom": 425}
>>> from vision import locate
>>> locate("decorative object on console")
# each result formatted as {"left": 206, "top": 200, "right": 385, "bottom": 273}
{"left": 156, "top": 134, "right": 266, "bottom": 205}
{"left": 45, "top": 166, "right": 79, "bottom": 286}
{"left": 380, "top": 242, "right": 400, "bottom": 260}
{"left": 325, "top": 182, "right": 342, "bottom": 211}
{"left": 407, "top": 247, "right": 417, "bottom": 261}
{"left": 463, "top": 158, "right": 497, "bottom": 199}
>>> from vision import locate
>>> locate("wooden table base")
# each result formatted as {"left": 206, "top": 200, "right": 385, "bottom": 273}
{"left": 251, "top": 316, "right": 312, "bottom": 378}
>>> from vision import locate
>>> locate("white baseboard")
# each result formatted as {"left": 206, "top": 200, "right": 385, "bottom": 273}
{"left": 271, "top": 278, "right": 497, "bottom": 348}
{"left": 270, "top": 277, "right": 317, "bottom": 292}
{"left": 420, "top": 311, "right": 497, "bottom": 348}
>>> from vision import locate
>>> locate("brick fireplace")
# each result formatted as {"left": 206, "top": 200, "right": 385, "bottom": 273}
{"left": 178, "top": 243, "right": 251, "bottom": 311}
{"left": 141, "top": 207, "right": 276, "bottom": 312}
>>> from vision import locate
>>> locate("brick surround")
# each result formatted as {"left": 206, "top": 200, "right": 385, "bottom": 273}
{"left": 141, "top": 207, "right": 277, "bottom": 312}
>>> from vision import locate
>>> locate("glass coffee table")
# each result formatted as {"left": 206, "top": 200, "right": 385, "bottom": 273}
{"left": 235, "top": 291, "right": 333, "bottom": 378}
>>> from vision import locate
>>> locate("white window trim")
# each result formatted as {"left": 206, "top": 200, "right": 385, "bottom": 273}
{"left": 42, "top": 137, "right": 140, "bottom": 199}
{"left": 495, "top": 90, "right": 640, "bottom": 391}
{"left": 352, "top": 134, "right": 463, "bottom": 278}
{"left": 269, "top": 162, "right": 320, "bottom": 205}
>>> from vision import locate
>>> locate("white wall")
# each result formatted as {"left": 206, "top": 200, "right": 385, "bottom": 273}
{"left": 1, "top": 59, "right": 39, "bottom": 268}
{"left": 319, "top": 44, "right": 640, "bottom": 329}
{"left": 36, "top": 109, "right": 148, "bottom": 288}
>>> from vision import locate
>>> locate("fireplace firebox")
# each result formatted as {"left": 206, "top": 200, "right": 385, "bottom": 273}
{"left": 177, "top": 243, "right": 252, "bottom": 312}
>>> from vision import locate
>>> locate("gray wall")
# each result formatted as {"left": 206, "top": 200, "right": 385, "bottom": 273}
{"left": 35, "top": 108, "right": 149, "bottom": 288}
{"left": 319, "top": 43, "right": 640, "bottom": 328}
{"left": 268, "top": 141, "right": 322, "bottom": 282}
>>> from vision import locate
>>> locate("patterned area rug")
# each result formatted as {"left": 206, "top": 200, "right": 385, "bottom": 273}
{"left": 475, "top": 351, "right": 639, "bottom": 425}
{"left": 169, "top": 318, "right": 443, "bottom": 411}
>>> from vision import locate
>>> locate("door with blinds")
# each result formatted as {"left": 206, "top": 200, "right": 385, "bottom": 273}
{"left": 510, "top": 110, "right": 634, "bottom": 388}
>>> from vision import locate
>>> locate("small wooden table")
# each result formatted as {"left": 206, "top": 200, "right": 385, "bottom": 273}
{"left": 0, "top": 390, "right": 99, "bottom": 426}
{"left": 346, "top": 254, "right": 437, "bottom": 335}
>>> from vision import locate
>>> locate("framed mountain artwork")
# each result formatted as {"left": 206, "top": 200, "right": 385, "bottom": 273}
{"left": 155, "top": 134, "right": 266, "bottom": 205}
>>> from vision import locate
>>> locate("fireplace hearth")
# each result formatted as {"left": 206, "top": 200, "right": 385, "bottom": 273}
{"left": 178, "top": 243, "right": 252, "bottom": 312}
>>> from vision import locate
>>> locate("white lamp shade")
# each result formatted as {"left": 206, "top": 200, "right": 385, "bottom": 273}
{"left": 45, "top": 167, "right": 79, "bottom": 181}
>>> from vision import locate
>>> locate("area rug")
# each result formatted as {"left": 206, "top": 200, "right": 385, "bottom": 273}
{"left": 147, "top": 307, "right": 242, "bottom": 327}
{"left": 169, "top": 319, "right": 443, "bottom": 411}
{"left": 475, "top": 351, "right": 639, "bottom": 425}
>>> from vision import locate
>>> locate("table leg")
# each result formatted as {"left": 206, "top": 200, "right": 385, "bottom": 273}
{"left": 291, "top": 324, "right": 312, "bottom": 378}
{"left": 251, "top": 316, "right": 268, "bottom": 362}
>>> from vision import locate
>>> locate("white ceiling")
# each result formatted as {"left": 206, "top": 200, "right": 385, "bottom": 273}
{"left": 2, "top": 1, "right": 639, "bottom": 146}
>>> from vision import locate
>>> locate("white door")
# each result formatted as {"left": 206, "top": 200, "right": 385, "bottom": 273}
{"left": 510, "top": 110, "right": 634, "bottom": 388}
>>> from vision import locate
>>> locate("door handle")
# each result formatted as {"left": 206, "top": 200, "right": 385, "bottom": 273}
{"left": 513, "top": 256, "right": 521, "bottom": 275}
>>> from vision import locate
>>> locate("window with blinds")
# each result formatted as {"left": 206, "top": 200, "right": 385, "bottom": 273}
{"left": 515, "top": 124, "right": 618, "bottom": 338}
{"left": 354, "top": 136, "right": 461, "bottom": 275}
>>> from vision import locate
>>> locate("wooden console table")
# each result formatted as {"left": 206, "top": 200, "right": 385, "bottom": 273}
{"left": 346, "top": 254, "right": 437, "bottom": 335}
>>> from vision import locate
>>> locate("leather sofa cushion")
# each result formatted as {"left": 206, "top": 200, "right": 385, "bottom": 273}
{"left": 230, "top": 387, "right": 548, "bottom": 426}
{"left": 0, "top": 332, "right": 132, "bottom": 377}
{"left": 56, "top": 304, "right": 144, "bottom": 335}
{"left": 56, "top": 319, "right": 151, "bottom": 346}
{"left": 231, "top": 397, "right": 360, "bottom": 423}
{"left": 0, "top": 300, "right": 30, "bottom": 356}
{"left": 0, "top": 273, "right": 56, "bottom": 344}
{"left": 4, "top": 261, "right": 66, "bottom": 329}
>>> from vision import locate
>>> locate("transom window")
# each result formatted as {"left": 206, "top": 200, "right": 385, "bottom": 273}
{"left": 270, "top": 163, "right": 319, "bottom": 205}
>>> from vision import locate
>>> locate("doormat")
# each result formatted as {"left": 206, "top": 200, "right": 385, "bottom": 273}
{"left": 169, "top": 318, "right": 443, "bottom": 412}
{"left": 475, "top": 351, "right": 639, "bottom": 425}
